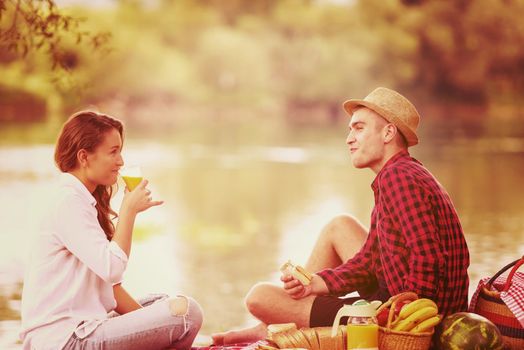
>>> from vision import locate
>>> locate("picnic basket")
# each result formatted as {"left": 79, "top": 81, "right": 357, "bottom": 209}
{"left": 471, "top": 256, "right": 524, "bottom": 350}
{"left": 378, "top": 297, "right": 433, "bottom": 350}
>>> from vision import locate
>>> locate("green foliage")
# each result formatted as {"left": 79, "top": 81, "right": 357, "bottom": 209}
{"left": 396, "top": 0, "right": 524, "bottom": 101}
{"left": 0, "top": 0, "right": 113, "bottom": 124}
{"left": 0, "top": 0, "right": 111, "bottom": 70}
{"left": 1, "top": 0, "right": 523, "bottom": 137}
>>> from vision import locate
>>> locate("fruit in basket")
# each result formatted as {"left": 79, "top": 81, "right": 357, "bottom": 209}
{"left": 376, "top": 293, "right": 442, "bottom": 334}
{"left": 397, "top": 298, "right": 438, "bottom": 321}
{"left": 389, "top": 297, "right": 440, "bottom": 333}
{"left": 394, "top": 300, "right": 411, "bottom": 316}
{"left": 377, "top": 300, "right": 410, "bottom": 327}
{"left": 392, "top": 305, "right": 439, "bottom": 332}
{"left": 376, "top": 292, "right": 419, "bottom": 327}
{"left": 434, "top": 312, "right": 505, "bottom": 350}
{"left": 377, "top": 307, "right": 389, "bottom": 327}
{"left": 377, "top": 292, "right": 418, "bottom": 316}
{"left": 410, "top": 315, "right": 441, "bottom": 333}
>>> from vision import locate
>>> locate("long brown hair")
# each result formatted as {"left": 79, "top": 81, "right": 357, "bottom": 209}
{"left": 54, "top": 111, "right": 124, "bottom": 241}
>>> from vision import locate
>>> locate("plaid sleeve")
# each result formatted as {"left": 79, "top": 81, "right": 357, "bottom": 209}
{"left": 316, "top": 228, "right": 378, "bottom": 296}
{"left": 380, "top": 168, "right": 445, "bottom": 298}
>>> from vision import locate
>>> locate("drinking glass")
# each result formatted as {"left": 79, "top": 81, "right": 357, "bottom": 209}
{"left": 120, "top": 166, "right": 143, "bottom": 191}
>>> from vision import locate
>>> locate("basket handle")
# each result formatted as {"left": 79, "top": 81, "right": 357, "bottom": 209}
{"left": 503, "top": 256, "right": 524, "bottom": 292}
{"left": 486, "top": 256, "right": 524, "bottom": 292}
{"left": 386, "top": 299, "right": 398, "bottom": 329}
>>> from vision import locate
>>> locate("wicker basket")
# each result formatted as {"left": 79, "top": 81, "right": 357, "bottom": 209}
{"left": 472, "top": 257, "right": 524, "bottom": 350}
{"left": 377, "top": 295, "right": 433, "bottom": 350}
{"left": 378, "top": 327, "right": 432, "bottom": 350}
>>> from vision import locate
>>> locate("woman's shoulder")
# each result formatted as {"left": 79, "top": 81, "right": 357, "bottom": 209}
{"left": 42, "top": 179, "right": 91, "bottom": 217}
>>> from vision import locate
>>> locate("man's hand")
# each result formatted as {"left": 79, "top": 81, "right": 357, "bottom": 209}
{"left": 281, "top": 274, "right": 329, "bottom": 299}
{"left": 281, "top": 274, "right": 311, "bottom": 299}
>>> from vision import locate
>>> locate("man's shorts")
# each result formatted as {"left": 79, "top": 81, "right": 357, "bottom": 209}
{"left": 309, "top": 295, "right": 361, "bottom": 327}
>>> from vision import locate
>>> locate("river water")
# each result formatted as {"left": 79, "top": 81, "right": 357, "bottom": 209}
{"left": 1, "top": 135, "right": 523, "bottom": 348}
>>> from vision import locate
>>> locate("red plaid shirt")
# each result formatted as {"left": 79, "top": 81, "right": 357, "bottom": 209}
{"left": 317, "top": 150, "right": 470, "bottom": 316}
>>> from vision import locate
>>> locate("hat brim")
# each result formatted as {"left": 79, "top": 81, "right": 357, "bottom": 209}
{"left": 343, "top": 99, "right": 419, "bottom": 147}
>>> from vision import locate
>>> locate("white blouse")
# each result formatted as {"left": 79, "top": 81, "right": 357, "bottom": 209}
{"left": 20, "top": 173, "right": 128, "bottom": 350}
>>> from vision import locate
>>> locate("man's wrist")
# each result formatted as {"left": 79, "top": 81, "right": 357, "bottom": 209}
{"left": 310, "top": 274, "right": 329, "bottom": 295}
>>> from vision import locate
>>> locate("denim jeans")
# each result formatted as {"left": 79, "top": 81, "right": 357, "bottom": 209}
{"left": 62, "top": 294, "right": 203, "bottom": 350}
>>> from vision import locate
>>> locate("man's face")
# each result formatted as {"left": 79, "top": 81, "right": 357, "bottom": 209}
{"left": 345, "top": 108, "right": 388, "bottom": 173}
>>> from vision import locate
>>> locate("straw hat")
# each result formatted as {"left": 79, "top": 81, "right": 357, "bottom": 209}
{"left": 343, "top": 87, "right": 420, "bottom": 147}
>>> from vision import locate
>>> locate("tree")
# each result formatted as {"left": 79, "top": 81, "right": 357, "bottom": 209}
{"left": 0, "top": 0, "right": 111, "bottom": 70}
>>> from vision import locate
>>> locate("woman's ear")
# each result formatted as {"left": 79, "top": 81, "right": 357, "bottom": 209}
{"left": 77, "top": 149, "right": 89, "bottom": 168}
{"left": 383, "top": 123, "right": 398, "bottom": 144}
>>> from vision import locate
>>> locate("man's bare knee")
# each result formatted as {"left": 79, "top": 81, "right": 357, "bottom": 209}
{"left": 326, "top": 214, "right": 366, "bottom": 238}
{"left": 245, "top": 282, "right": 275, "bottom": 316}
{"left": 323, "top": 214, "right": 367, "bottom": 261}
{"left": 328, "top": 214, "right": 361, "bottom": 230}
{"left": 169, "top": 296, "right": 189, "bottom": 316}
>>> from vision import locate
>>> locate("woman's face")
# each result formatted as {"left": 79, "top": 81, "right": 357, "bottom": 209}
{"left": 85, "top": 128, "right": 124, "bottom": 187}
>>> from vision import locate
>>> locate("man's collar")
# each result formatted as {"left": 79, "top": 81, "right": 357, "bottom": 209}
{"left": 59, "top": 172, "right": 97, "bottom": 207}
{"left": 371, "top": 149, "right": 410, "bottom": 192}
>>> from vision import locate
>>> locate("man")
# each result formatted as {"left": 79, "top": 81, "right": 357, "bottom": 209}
{"left": 212, "top": 87, "right": 470, "bottom": 345}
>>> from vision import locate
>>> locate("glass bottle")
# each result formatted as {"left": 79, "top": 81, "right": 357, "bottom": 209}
{"left": 331, "top": 299, "right": 381, "bottom": 350}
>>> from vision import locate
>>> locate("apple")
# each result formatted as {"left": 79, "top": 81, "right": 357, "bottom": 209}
{"left": 394, "top": 300, "right": 411, "bottom": 317}
{"left": 377, "top": 307, "right": 389, "bottom": 327}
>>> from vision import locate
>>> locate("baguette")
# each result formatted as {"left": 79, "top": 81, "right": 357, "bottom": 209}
{"left": 289, "top": 329, "right": 310, "bottom": 348}
{"left": 317, "top": 327, "right": 337, "bottom": 350}
{"left": 272, "top": 331, "right": 295, "bottom": 349}
{"left": 267, "top": 323, "right": 297, "bottom": 342}
{"left": 300, "top": 328, "right": 319, "bottom": 350}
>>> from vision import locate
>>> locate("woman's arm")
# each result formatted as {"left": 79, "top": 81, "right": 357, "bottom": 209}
{"left": 113, "top": 283, "right": 142, "bottom": 314}
{"left": 113, "top": 179, "right": 163, "bottom": 257}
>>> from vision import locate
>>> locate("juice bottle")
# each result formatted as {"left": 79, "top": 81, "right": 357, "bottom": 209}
{"left": 331, "top": 299, "right": 382, "bottom": 350}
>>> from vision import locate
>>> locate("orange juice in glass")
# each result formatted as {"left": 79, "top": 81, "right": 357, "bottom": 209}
{"left": 120, "top": 166, "right": 142, "bottom": 191}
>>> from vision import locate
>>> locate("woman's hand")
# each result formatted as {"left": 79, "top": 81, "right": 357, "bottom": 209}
{"left": 122, "top": 179, "right": 163, "bottom": 214}
{"left": 114, "top": 179, "right": 163, "bottom": 257}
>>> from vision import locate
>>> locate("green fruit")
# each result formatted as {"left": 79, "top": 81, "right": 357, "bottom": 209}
{"left": 434, "top": 312, "right": 505, "bottom": 350}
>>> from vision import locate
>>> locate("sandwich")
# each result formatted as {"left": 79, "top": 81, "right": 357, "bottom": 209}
{"left": 280, "top": 260, "right": 313, "bottom": 285}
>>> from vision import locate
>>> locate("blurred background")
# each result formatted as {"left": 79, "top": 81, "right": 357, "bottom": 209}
{"left": 1, "top": 0, "right": 524, "bottom": 348}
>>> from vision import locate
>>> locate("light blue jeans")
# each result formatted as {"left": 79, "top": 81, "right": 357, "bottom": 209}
{"left": 62, "top": 294, "right": 203, "bottom": 350}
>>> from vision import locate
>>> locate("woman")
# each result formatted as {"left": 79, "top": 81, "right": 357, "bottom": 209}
{"left": 20, "top": 111, "right": 203, "bottom": 350}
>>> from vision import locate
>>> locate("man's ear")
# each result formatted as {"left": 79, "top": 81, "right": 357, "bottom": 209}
{"left": 383, "top": 123, "right": 398, "bottom": 144}
{"left": 77, "top": 149, "right": 89, "bottom": 168}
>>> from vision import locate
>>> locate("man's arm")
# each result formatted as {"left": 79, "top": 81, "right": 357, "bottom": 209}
{"left": 315, "top": 230, "right": 378, "bottom": 296}
{"left": 113, "top": 284, "right": 142, "bottom": 314}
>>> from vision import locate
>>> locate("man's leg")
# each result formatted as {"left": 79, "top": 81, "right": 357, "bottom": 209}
{"left": 212, "top": 214, "right": 368, "bottom": 345}
{"left": 305, "top": 214, "right": 368, "bottom": 272}
{"left": 245, "top": 283, "right": 316, "bottom": 328}
{"left": 212, "top": 284, "right": 316, "bottom": 345}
